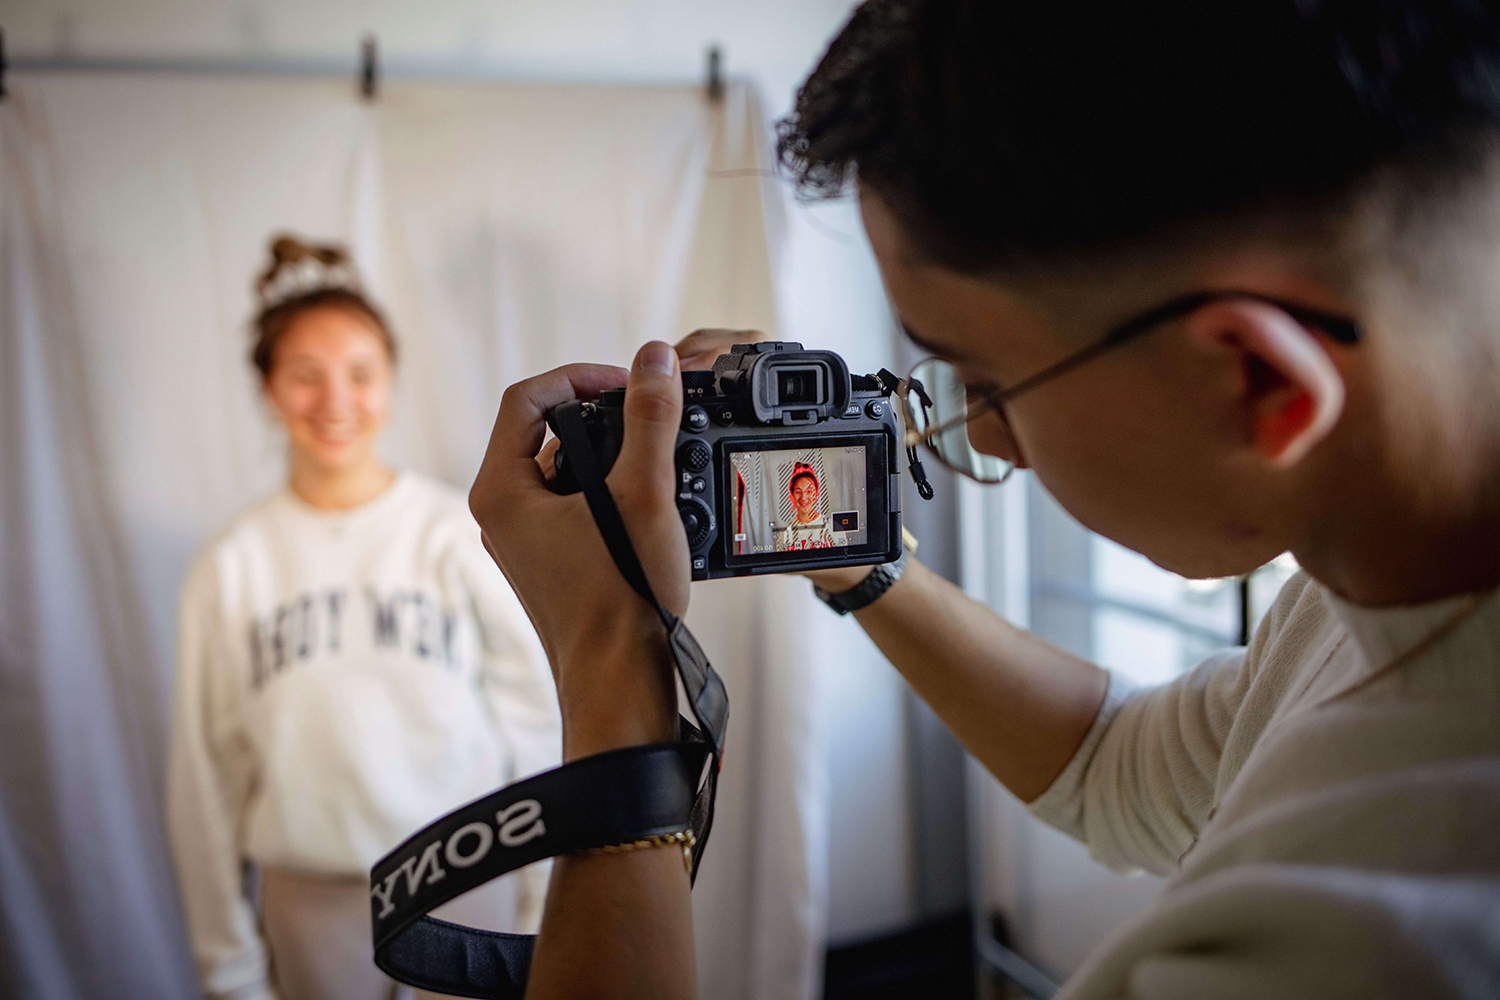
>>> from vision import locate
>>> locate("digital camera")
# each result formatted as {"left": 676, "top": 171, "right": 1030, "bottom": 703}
{"left": 550, "top": 342, "right": 904, "bottom": 581}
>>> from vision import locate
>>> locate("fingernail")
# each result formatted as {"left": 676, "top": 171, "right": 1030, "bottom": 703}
{"left": 635, "top": 341, "right": 675, "bottom": 376}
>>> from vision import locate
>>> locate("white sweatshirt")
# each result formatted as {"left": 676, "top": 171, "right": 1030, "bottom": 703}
{"left": 167, "top": 472, "right": 560, "bottom": 1000}
{"left": 1030, "top": 572, "right": 1500, "bottom": 998}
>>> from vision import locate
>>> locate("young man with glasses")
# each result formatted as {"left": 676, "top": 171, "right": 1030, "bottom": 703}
{"left": 469, "top": 1, "right": 1500, "bottom": 996}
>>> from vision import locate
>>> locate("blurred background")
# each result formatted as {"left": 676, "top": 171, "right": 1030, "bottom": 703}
{"left": 0, "top": 3, "right": 1296, "bottom": 998}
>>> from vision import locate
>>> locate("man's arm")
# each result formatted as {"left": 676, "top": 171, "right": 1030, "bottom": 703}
{"left": 675, "top": 327, "right": 1111, "bottom": 804}
{"left": 813, "top": 560, "right": 1108, "bottom": 802}
{"left": 524, "top": 623, "right": 697, "bottom": 999}
{"left": 470, "top": 345, "right": 699, "bottom": 1000}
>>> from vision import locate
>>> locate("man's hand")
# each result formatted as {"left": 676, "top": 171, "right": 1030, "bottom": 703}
{"left": 470, "top": 341, "right": 689, "bottom": 762}
{"left": 533, "top": 328, "right": 766, "bottom": 482}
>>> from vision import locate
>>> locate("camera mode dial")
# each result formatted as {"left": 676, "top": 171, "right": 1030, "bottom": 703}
{"left": 676, "top": 440, "right": 711, "bottom": 474}
{"left": 677, "top": 498, "right": 715, "bottom": 548}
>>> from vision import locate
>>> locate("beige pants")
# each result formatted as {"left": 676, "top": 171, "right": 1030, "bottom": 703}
{"left": 261, "top": 867, "right": 521, "bottom": 1000}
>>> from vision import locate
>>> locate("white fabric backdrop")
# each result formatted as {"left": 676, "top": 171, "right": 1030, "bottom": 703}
{"left": 0, "top": 72, "right": 826, "bottom": 1000}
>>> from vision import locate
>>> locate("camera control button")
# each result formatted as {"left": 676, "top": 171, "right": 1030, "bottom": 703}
{"left": 676, "top": 440, "right": 711, "bottom": 473}
{"left": 690, "top": 477, "right": 708, "bottom": 493}
{"left": 864, "top": 400, "right": 886, "bottom": 419}
{"left": 683, "top": 406, "right": 710, "bottom": 432}
{"left": 715, "top": 408, "right": 734, "bottom": 425}
{"left": 678, "top": 498, "right": 714, "bottom": 548}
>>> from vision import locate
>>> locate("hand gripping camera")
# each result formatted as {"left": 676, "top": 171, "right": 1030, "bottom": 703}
{"left": 551, "top": 342, "right": 907, "bottom": 580}
{"left": 373, "top": 343, "right": 916, "bottom": 998}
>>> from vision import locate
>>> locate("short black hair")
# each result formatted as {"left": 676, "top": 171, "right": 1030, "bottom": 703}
{"left": 778, "top": 0, "right": 1500, "bottom": 273}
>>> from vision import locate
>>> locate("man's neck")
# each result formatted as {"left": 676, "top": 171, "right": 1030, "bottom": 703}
{"left": 1300, "top": 507, "right": 1500, "bottom": 607}
{"left": 1296, "top": 391, "right": 1500, "bottom": 607}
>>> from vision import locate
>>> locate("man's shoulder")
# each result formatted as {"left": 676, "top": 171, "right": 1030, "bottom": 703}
{"left": 1255, "top": 569, "right": 1325, "bottom": 642}
{"left": 1091, "top": 850, "right": 1500, "bottom": 1000}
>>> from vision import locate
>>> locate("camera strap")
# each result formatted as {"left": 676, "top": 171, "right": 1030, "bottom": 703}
{"left": 369, "top": 399, "right": 728, "bottom": 998}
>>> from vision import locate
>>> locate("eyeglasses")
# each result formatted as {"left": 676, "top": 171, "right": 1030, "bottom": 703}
{"left": 898, "top": 289, "right": 1362, "bottom": 485}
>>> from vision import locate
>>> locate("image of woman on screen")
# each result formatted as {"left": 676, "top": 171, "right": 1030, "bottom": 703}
{"left": 775, "top": 464, "right": 850, "bottom": 551}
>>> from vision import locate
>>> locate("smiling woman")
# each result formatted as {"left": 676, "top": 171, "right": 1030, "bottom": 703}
{"left": 164, "top": 236, "right": 561, "bottom": 1000}
{"left": 252, "top": 238, "right": 400, "bottom": 509}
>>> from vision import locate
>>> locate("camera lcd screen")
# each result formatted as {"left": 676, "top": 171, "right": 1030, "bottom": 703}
{"left": 726, "top": 444, "right": 871, "bottom": 558}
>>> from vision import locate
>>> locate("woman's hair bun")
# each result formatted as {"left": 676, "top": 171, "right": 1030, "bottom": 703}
{"left": 256, "top": 234, "right": 356, "bottom": 305}
{"left": 249, "top": 233, "right": 395, "bottom": 379}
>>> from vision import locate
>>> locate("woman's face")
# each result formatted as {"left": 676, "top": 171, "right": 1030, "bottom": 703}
{"left": 263, "top": 306, "right": 394, "bottom": 475}
{"left": 791, "top": 476, "right": 819, "bottom": 520}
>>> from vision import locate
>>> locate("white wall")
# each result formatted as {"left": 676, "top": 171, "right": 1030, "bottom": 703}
{"left": 1, "top": 0, "right": 920, "bottom": 943}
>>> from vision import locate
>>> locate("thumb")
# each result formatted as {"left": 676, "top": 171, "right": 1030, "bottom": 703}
{"left": 611, "top": 341, "right": 682, "bottom": 504}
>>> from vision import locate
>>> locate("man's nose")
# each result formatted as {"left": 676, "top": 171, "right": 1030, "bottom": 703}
{"left": 968, "top": 408, "right": 1026, "bottom": 468}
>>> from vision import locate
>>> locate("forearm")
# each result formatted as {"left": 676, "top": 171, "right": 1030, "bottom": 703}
{"left": 841, "top": 559, "right": 1108, "bottom": 802}
{"left": 525, "top": 621, "right": 696, "bottom": 1000}
{"left": 527, "top": 850, "right": 695, "bottom": 1000}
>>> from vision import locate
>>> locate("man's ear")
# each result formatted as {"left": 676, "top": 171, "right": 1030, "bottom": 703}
{"left": 1184, "top": 300, "right": 1346, "bottom": 468}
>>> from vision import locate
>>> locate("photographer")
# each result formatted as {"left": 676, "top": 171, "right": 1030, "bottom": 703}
{"left": 470, "top": 2, "right": 1500, "bottom": 998}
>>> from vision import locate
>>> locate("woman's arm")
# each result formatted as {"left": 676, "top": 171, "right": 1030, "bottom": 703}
{"left": 457, "top": 532, "right": 564, "bottom": 930}
{"left": 166, "top": 558, "right": 279, "bottom": 1000}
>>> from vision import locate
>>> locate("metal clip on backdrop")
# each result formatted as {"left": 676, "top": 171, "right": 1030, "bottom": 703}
{"left": 370, "top": 400, "right": 729, "bottom": 998}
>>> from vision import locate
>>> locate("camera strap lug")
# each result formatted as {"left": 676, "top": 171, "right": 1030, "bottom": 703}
{"left": 873, "top": 368, "right": 935, "bottom": 501}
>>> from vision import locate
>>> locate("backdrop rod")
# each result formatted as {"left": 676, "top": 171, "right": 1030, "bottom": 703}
{"left": 5, "top": 52, "right": 708, "bottom": 89}
{"left": 8, "top": 53, "right": 360, "bottom": 78}
{"left": 1, "top": 28, "right": 8, "bottom": 101}
{"left": 360, "top": 34, "right": 377, "bottom": 100}
{"left": 705, "top": 45, "right": 723, "bottom": 102}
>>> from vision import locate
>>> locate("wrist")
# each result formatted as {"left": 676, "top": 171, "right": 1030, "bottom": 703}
{"left": 813, "top": 548, "right": 913, "bottom": 616}
{"left": 556, "top": 612, "right": 678, "bottom": 762}
{"left": 805, "top": 565, "right": 875, "bottom": 592}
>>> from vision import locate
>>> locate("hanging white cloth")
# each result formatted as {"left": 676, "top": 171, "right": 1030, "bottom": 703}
{"left": 0, "top": 72, "right": 825, "bottom": 1000}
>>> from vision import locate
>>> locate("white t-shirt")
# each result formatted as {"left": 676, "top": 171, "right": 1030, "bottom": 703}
{"left": 1030, "top": 572, "right": 1500, "bottom": 998}
{"left": 166, "top": 472, "right": 560, "bottom": 999}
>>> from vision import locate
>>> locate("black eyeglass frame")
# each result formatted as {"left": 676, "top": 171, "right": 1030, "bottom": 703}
{"left": 902, "top": 289, "right": 1362, "bottom": 481}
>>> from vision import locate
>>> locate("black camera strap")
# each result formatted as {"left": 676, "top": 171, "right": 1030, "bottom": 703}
{"left": 370, "top": 399, "right": 728, "bottom": 998}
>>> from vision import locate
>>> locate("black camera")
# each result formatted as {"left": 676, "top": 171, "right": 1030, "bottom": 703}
{"left": 550, "top": 342, "right": 904, "bottom": 581}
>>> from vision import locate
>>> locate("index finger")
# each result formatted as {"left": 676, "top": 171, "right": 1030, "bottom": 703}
{"left": 480, "top": 363, "right": 629, "bottom": 486}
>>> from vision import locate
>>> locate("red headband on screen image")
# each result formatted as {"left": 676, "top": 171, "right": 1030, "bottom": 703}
{"left": 788, "top": 464, "right": 819, "bottom": 499}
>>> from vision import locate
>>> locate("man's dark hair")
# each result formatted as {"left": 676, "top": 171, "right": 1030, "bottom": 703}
{"left": 778, "top": 0, "right": 1500, "bottom": 273}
